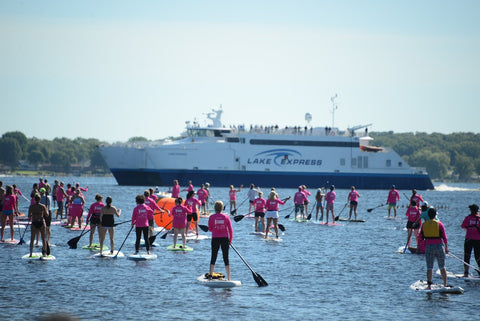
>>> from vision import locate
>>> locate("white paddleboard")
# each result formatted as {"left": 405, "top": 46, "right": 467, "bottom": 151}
{"left": 410, "top": 280, "right": 464, "bottom": 294}
{"left": 436, "top": 269, "right": 480, "bottom": 282}
{"left": 127, "top": 253, "right": 157, "bottom": 261}
{"left": 1, "top": 239, "right": 20, "bottom": 244}
{"left": 262, "top": 236, "right": 282, "bottom": 242}
{"left": 197, "top": 274, "right": 241, "bottom": 288}
{"left": 93, "top": 251, "right": 125, "bottom": 258}
{"left": 22, "top": 252, "right": 56, "bottom": 261}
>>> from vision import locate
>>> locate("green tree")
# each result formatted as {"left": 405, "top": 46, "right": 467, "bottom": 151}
{"left": 27, "top": 150, "right": 45, "bottom": 166}
{"left": 454, "top": 154, "right": 475, "bottom": 180}
{"left": 0, "top": 137, "right": 21, "bottom": 169}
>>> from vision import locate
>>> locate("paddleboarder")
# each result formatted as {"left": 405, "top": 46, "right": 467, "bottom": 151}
{"left": 171, "top": 197, "right": 192, "bottom": 249}
{"left": 253, "top": 192, "right": 266, "bottom": 233}
{"left": 461, "top": 204, "right": 480, "bottom": 277}
{"left": 247, "top": 184, "right": 261, "bottom": 214}
{"left": 294, "top": 186, "right": 308, "bottom": 220}
{"left": 229, "top": 185, "right": 243, "bottom": 214}
{"left": 208, "top": 201, "right": 233, "bottom": 280}
{"left": 347, "top": 186, "right": 360, "bottom": 220}
{"left": 1, "top": 185, "right": 18, "bottom": 242}
{"left": 265, "top": 191, "right": 290, "bottom": 239}
{"left": 315, "top": 188, "right": 325, "bottom": 221}
{"left": 405, "top": 200, "right": 421, "bottom": 248}
{"left": 171, "top": 180, "right": 181, "bottom": 198}
{"left": 419, "top": 207, "right": 449, "bottom": 289}
{"left": 325, "top": 185, "right": 336, "bottom": 224}
{"left": 185, "top": 191, "right": 201, "bottom": 236}
{"left": 28, "top": 193, "right": 49, "bottom": 257}
{"left": 99, "top": 196, "right": 121, "bottom": 255}
{"left": 131, "top": 195, "right": 154, "bottom": 255}
{"left": 86, "top": 194, "right": 104, "bottom": 249}
{"left": 386, "top": 185, "right": 400, "bottom": 218}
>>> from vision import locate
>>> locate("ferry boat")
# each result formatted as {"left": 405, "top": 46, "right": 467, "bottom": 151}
{"left": 99, "top": 108, "right": 433, "bottom": 190}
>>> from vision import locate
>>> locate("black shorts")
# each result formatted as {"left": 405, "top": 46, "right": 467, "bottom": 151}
{"left": 255, "top": 211, "right": 265, "bottom": 218}
{"left": 90, "top": 216, "right": 100, "bottom": 225}
{"left": 350, "top": 201, "right": 358, "bottom": 206}
{"left": 32, "top": 220, "right": 44, "bottom": 229}
{"left": 187, "top": 213, "right": 198, "bottom": 222}
{"left": 406, "top": 221, "right": 419, "bottom": 229}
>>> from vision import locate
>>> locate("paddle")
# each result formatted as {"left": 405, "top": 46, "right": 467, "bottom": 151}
{"left": 448, "top": 252, "right": 480, "bottom": 274}
{"left": 402, "top": 231, "right": 413, "bottom": 253}
{"left": 231, "top": 197, "right": 248, "bottom": 215}
{"left": 199, "top": 224, "right": 209, "bottom": 232}
{"left": 230, "top": 243, "right": 268, "bottom": 287}
{"left": 367, "top": 204, "right": 384, "bottom": 213}
{"left": 67, "top": 223, "right": 90, "bottom": 249}
{"left": 334, "top": 203, "right": 349, "bottom": 221}
{"left": 18, "top": 223, "right": 29, "bottom": 245}
{"left": 114, "top": 223, "right": 135, "bottom": 259}
{"left": 155, "top": 220, "right": 174, "bottom": 241}
{"left": 284, "top": 207, "right": 295, "bottom": 219}
{"left": 233, "top": 210, "right": 254, "bottom": 222}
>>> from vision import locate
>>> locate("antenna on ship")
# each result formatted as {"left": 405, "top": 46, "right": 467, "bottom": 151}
{"left": 330, "top": 94, "right": 338, "bottom": 128}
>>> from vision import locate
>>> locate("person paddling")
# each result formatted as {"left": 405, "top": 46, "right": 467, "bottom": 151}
{"left": 99, "top": 196, "right": 121, "bottom": 255}
{"left": 131, "top": 195, "right": 154, "bottom": 255}
{"left": 171, "top": 197, "right": 191, "bottom": 249}
{"left": 208, "top": 201, "right": 233, "bottom": 280}
{"left": 28, "top": 194, "right": 49, "bottom": 257}
{"left": 386, "top": 185, "right": 400, "bottom": 218}
{"left": 265, "top": 191, "right": 290, "bottom": 239}
{"left": 86, "top": 194, "right": 104, "bottom": 248}
{"left": 347, "top": 186, "right": 360, "bottom": 220}
{"left": 325, "top": 185, "right": 336, "bottom": 224}
{"left": 461, "top": 204, "right": 480, "bottom": 277}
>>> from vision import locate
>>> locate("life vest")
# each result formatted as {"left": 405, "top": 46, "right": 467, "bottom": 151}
{"left": 422, "top": 219, "right": 440, "bottom": 239}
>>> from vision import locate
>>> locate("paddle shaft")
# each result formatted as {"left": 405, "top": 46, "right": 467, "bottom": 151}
{"left": 448, "top": 252, "right": 480, "bottom": 273}
{"left": 114, "top": 224, "right": 135, "bottom": 258}
{"left": 230, "top": 243, "right": 268, "bottom": 287}
{"left": 335, "top": 203, "right": 349, "bottom": 220}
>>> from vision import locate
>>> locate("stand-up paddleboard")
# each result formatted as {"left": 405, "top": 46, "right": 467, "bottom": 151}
{"left": 290, "top": 217, "right": 309, "bottom": 223}
{"left": 82, "top": 244, "right": 108, "bottom": 251}
{"left": 396, "top": 246, "right": 424, "bottom": 254}
{"left": 134, "top": 240, "right": 159, "bottom": 247}
{"left": 318, "top": 222, "right": 342, "bottom": 226}
{"left": 262, "top": 236, "right": 282, "bottom": 242}
{"left": 93, "top": 251, "right": 124, "bottom": 258}
{"left": 410, "top": 280, "right": 464, "bottom": 294}
{"left": 436, "top": 269, "right": 480, "bottom": 282}
{"left": 127, "top": 253, "right": 157, "bottom": 261}
{"left": 34, "top": 242, "right": 56, "bottom": 248}
{"left": 166, "top": 244, "right": 193, "bottom": 252}
{"left": 22, "top": 252, "right": 56, "bottom": 261}
{"left": 197, "top": 273, "right": 241, "bottom": 288}
{"left": 63, "top": 225, "right": 90, "bottom": 231}
{"left": 1, "top": 239, "right": 20, "bottom": 244}
{"left": 337, "top": 217, "right": 366, "bottom": 222}
{"left": 168, "top": 233, "right": 209, "bottom": 241}
{"left": 384, "top": 216, "right": 401, "bottom": 220}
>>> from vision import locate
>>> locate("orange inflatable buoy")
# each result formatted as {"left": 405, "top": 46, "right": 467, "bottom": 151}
{"left": 155, "top": 197, "right": 195, "bottom": 230}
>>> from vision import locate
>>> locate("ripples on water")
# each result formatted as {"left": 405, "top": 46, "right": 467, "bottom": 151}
{"left": 1, "top": 177, "right": 479, "bottom": 320}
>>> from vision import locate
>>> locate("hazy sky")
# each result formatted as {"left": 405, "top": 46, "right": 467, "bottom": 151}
{"left": 1, "top": 1, "right": 479, "bottom": 143}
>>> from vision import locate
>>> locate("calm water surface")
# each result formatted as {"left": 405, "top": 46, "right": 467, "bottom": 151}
{"left": 1, "top": 176, "right": 479, "bottom": 321}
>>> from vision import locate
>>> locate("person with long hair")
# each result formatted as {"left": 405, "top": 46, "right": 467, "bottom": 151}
{"left": 99, "top": 196, "right": 121, "bottom": 255}
{"left": 208, "top": 201, "right": 233, "bottom": 280}
{"left": 1, "top": 185, "right": 18, "bottom": 242}
{"left": 265, "top": 191, "right": 290, "bottom": 239}
{"left": 131, "top": 195, "right": 153, "bottom": 255}
{"left": 87, "top": 194, "right": 105, "bottom": 249}
{"left": 28, "top": 193, "right": 49, "bottom": 257}
{"left": 461, "top": 204, "right": 480, "bottom": 277}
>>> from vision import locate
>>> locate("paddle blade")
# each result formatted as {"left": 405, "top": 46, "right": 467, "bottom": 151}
{"left": 367, "top": 208, "right": 373, "bottom": 212}
{"left": 230, "top": 209, "right": 237, "bottom": 215}
{"left": 67, "top": 237, "right": 80, "bottom": 249}
{"left": 334, "top": 216, "right": 339, "bottom": 221}
{"left": 199, "top": 225, "right": 209, "bottom": 232}
{"left": 160, "top": 231, "right": 170, "bottom": 239}
{"left": 233, "top": 215, "right": 244, "bottom": 222}
{"left": 252, "top": 271, "right": 268, "bottom": 287}
{"left": 306, "top": 214, "right": 311, "bottom": 221}
{"left": 148, "top": 235, "right": 157, "bottom": 245}
{"left": 284, "top": 214, "right": 290, "bottom": 219}
{"left": 278, "top": 224, "right": 285, "bottom": 232}
{"left": 18, "top": 238, "right": 25, "bottom": 245}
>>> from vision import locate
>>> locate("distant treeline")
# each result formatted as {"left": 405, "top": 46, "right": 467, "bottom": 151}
{"left": 0, "top": 131, "right": 479, "bottom": 181}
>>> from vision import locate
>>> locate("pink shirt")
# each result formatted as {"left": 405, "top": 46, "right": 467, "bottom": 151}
{"left": 410, "top": 195, "right": 424, "bottom": 206}
{"left": 185, "top": 197, "right": 202, "bottom": 214}
{"left": 405, "top": 206, "right": 420, "bottom": 222}
{"left": 56, "top": 187, "right": 66, "bottom": 202}
{"left": 87, "top": 201, "right": 104, "bottom": 221}
{"left": 461, "top": 214, "right": 480, "bottom": 240}
{"left": 325, "top": 191, "right": 336, "bottom": 204}
{"left": 208, "top": 212, "right": 233, "bottom": 242}
{"left": 171, "top": 185, "right": 180, "bottom": 198}
{"left": 145, "top": 196, "right": 161, "bottom": 212}
{"left": 132, "top": 204, "right": 154, "bottom": 227}
{"left": 171, "top": 204, "right": 191, "bottom": 229}
{"left": 196, "top": 188, "right": 207, "bottom": 203}
{"left": 387, "top": 189, "right": 400, "bottom": 204}
{"left": 229, "top": 190, "right": 238, "bottom": 201}
{"left": 265, "top": 198, "right": 286, "bottom": 211}
{"left": 348, "top": 191, "right": 359, "bottom": 202}
{"left": 253, "top": 197, "right": 266, "bottom": 213}
{"left": 2, "top": 195, "right": 16, "bottom": 211}
{"left": 294, "top": 191, "right": 308, "bottom": 205}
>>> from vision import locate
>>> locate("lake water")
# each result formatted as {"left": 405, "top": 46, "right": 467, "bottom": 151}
{"left": 1, "top": 176, "right": 479, "bottom": 321}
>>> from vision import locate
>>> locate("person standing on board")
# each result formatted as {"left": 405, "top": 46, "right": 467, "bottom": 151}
{"left": 294, "top": 186, "right": 308, "bottom": 220}
{"left": 132, "top": 194, "right": 154, "bottom": 255}
{"left": 347, "top": 186, "right": 360, "bottom": 220}
{"left": 405, "top": 200, "right": 421, "bottom": 248}
{"left": 28, "top": 193, "right": 49, "bottom": 257}
{"left": 228, "top": 184, "right": 243, "bottom": 214}
{"left": 86, "top": 194, "right": 104, "bottom": 249}
{"left": 247, "top": 184, "right": 261, "bottom": 214}
{"left": 52, "top": 180, "right": 59, "bottom": 206}
{"left": 315, "top": 188, "right": 325, "bottom": 221}
{"left": 55, "top": 182, "right": 67, "bottom": 220}
{"left": 185, "top": 190, "right": 202, "bottom": 236}
{"left": 182, "top": 180, "right": 194, "bottom": 198}
{"left": 325, "top": 185, "right": 336, "bottom": 224}
{"left": 196, "top": 184, "right": 208, "bottom": 214}
{"left": 461, "top": 204, "right": 480, "bottom": 277}
{"left": 39, "top": 188, "right": 52, "bottom": 245}
{"left": 204, "top": 182, "right": 211, "bottom": 212}
{"left": 386, "top": 185, "right": 400, "bottom": 218}
{"left": 1, "top": 185, "right": 18, "bottom": 242}
{"left": 171, "top": 197, "right": 192, "bottom": 249}
{"left": 301, "top": 185, "right": 311, "bottom": 218}
{"left": 265, "top": 191, "right": 290, "bottom": 239}
{"left": 253, "top": 191, "right": 266, "bottom": 232}
{"left": 410, "top": 189, "right": 424, "bottom": 209}
{"left": 68, "top": 189, "right": 85, "bottom": 229}
{"left": 99, "top": 196, "right": 121, "bottom": 255}
{"left": 419, "top": 207, "right": 449, "bottom": 289}
{"left": 144, "top": 190, "right": 162, "bottom": 238}
{"left": 171, "top": 180, "right": 180, "bottom": 198}
{"left": 208, "top": 201, "right": 233, "bottom": 280}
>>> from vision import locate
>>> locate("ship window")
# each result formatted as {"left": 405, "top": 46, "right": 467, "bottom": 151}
{"left": 386, "top": 160, "right": 391, "bottom": 167}
{"left": 240, "top": 138, "right": 245, "bottom": 144}
{"left": 340, "top": 158, "right": 346, "bottom": 166}
{"left": 357, "top": 156, "right": 363, "bottom": 169}
{"left": 226, "top": 137, "right": 240, "bottom": 143}
{"left": 363, "top": 156, "right": 368, "bottom": 168}
{"left": 398, "top": 162, "right": 402, "bottom": 167}
{"left": 351, "top": 158, "right": 357, "bottom": 166}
